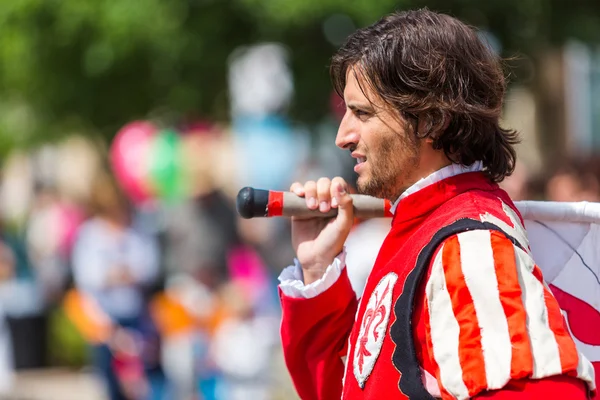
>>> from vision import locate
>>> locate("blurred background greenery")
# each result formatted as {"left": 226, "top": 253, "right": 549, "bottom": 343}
{"left": 0, "top": 0, "right": 598, "bottom": 157}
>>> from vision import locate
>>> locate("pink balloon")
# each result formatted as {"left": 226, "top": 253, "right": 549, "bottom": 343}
{"left": 110, "top": 121, "right": 157, "bottom": 205}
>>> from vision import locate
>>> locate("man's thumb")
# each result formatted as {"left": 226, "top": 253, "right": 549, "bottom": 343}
{"left": 333, "top": 181, "right": 354, "bottom": 226}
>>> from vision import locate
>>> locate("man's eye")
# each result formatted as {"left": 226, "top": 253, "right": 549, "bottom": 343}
{"left": 354, "top": 109, "right": 370, "bottom": 119}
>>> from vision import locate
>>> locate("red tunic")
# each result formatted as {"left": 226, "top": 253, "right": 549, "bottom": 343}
{"left": 280, "top": 172, "right": 595, "bottom": 399}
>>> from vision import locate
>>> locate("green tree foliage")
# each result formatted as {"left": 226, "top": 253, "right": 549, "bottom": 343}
{"left": 0, "top": 0, "right": 257, "bottom": 149}
{"left": 0, "top": 0, "right": 598, "bottom": 153}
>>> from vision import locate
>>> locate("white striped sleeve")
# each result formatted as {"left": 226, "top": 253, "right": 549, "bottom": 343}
{"left": 513, "top": 246, "right": 563, "bottom": 378}
{"left": 424, "top": 229, "right": 594, "bottom": 398}
{"left": 456, "top": 230, "right": 512, "bottom": 389}
{"left": 425, "top": 242, "right": 471, "bottom": 399}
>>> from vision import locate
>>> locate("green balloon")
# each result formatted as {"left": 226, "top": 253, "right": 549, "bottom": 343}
{"left": 148, "top": 129, "right": 185, "bottom": 201}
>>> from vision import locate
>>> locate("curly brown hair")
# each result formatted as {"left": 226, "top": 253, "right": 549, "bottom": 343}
{"left": 330, "top": 8, "right": 519, "bottom": 182}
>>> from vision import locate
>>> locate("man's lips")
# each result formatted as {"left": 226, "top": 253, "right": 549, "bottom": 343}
{"left": 352, "top": 153, "right": 367, "bottom": 173}
{"left": 351, "top": 152, "right": 367, "bottom": 164}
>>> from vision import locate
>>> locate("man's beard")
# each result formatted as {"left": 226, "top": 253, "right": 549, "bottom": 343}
{"left": 356, "top": 137, "right": 420, "bottom": 201}
{"left": 357, "top": 166, "right": 388, "bottom": 198}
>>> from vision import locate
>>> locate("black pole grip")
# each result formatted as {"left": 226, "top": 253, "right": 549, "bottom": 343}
{"left": 236, "top": 186, "right": 270, "bottom": 219}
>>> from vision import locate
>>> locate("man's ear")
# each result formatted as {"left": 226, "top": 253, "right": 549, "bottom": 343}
{"left": 418, "top": 111, "right": 450, "bottom": 142}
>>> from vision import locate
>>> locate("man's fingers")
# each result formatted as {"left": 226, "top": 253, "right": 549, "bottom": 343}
{"left": 331, "top": 177, "right": 353, "bottom": 226}
{"left": 331, "top": 178, "right": 350, "bottom": 207}
{"left": 290, "top": 182, "right": 305, "bottom": 197}
{"left": 304, "top": 181, "right": 318, "bottom": 209}
{"left": 317, "top": 177, "right": 332, "bottom": 213}
{"left": 291, "top": 178, "right": 342, "bottom": 212}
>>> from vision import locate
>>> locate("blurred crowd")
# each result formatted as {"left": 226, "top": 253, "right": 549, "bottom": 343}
{"left": 0, "top": 123, "right": 313, "bottom": 400}
{"left": 0, "top": 107, "right": 596, "bottom": 400}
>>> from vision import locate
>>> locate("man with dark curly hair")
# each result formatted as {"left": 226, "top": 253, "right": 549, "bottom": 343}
{"left": 277, "top": 8, "right": 595, "bottom": 400}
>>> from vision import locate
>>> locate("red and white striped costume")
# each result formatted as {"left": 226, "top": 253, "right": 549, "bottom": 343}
{"left": 279, "top": 164, "right": 596, "bottom": 399}
{"left": 426, "top": 229, "right": 594, "bottom": 398}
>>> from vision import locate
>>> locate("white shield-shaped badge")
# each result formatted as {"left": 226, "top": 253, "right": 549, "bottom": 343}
{"left": 353, "top": 272, "right": 398, "bottom": 388}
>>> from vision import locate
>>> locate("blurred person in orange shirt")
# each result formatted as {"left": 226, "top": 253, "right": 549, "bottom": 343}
{"left": 150, "top": 272, "right": 226, "bottom": 400}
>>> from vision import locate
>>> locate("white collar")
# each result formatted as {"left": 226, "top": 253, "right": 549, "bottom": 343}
{"left": 390, "top": 161, "right": 484, "bottom": 214}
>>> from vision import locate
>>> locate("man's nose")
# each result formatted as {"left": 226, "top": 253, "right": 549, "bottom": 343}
{"left": 335, "top": 111, "right": 360, "bottom": 150}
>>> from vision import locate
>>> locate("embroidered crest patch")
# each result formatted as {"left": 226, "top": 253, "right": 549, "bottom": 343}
{"left": 353, "top": 272, "right": 398, "bottom": 388}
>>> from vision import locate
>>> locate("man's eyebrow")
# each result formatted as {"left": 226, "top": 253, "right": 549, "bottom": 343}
{"left": 346, "top": 102, "right": 374, "bottom": 111}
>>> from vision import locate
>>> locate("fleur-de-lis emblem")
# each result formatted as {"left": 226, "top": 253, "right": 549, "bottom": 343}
{"left": 353, "top": 273, "right": 398, "bottom": 388}
{"left": 357, "top": 282, "right": 391, "bottom": 373}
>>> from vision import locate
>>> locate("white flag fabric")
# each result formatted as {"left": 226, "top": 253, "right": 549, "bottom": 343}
{"left": 516, "top": 201, "right": 600, "bottom": 392}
